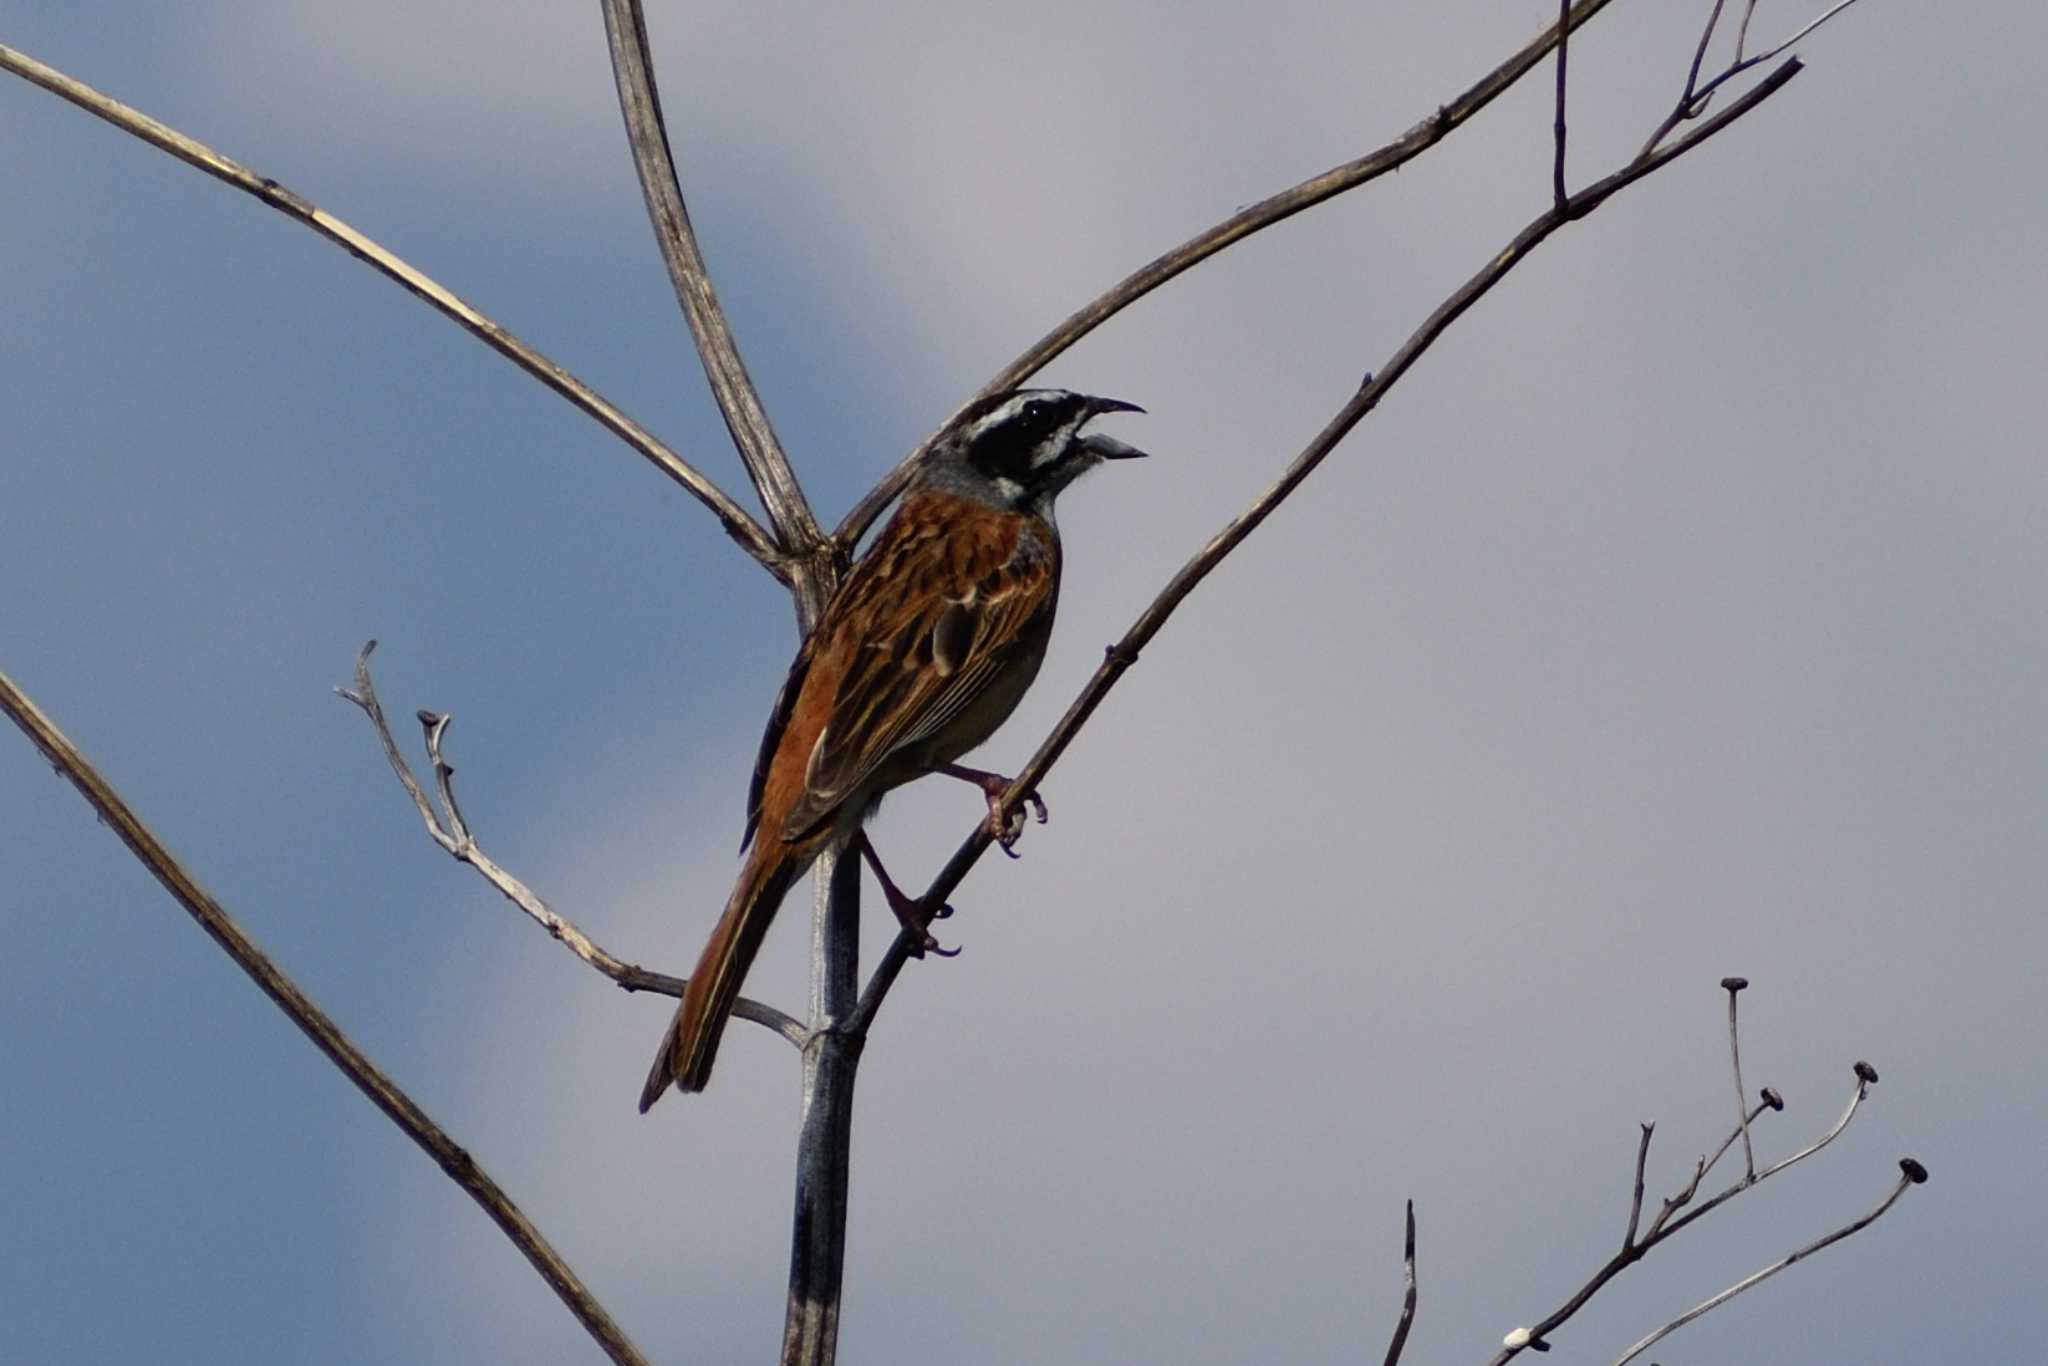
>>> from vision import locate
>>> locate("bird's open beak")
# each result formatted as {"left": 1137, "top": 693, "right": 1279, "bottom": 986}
{"left": 1078, "top": 433, "right": 1147, "bottom": 461}
{"left": 1080, "top": 396, "right": 1147, "bottom": 460}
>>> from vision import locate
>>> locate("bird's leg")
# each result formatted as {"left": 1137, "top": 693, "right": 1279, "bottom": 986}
{"left": 937, "top": 762, "right": 1048, "bottom": 857}
{"left": 854, "top": 831, "right": 959, "bottom": 958}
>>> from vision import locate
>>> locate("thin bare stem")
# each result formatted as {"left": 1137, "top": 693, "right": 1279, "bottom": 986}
{"left": 1381, "top": 1201, "right": 1420, "bottom": 1366}
{"left": 1553, "top": 0, "right": 1572, "bottom": 208}
{"left": 1610, "top": 1162, "right": 1928, "bottom": 1366}
{"left": 0, "top": 666, "right": 649, "bottom": 1366}
{"left": 1736, "top": 0, "right": 1764, "bottom": 59}
{"left": 832, "top": 0, "right": 1622, "bottom": 549}
{"left": 598, "top": 0, "right": 823, "bottom": 574}
{"left": 1685, "top": 0, "right": 1734, "bottom": 104}
{"left": 337, "top": 642, "right": 806, "bottom": 1047}
{"left": 1625, "top": 1124, "right": 1655, "bottom": 1249}
{"left": 1723, "top": 977, "right": 1757, "bottom": 1177}
{"left": 1639, "top": 0, "right": 1868, "bottom": 159}
{"left": 0, "top": 41, "right": 785, "bottom": 580}
{"left": 852, "top": 58, "right": 1809, "bottom": 1037}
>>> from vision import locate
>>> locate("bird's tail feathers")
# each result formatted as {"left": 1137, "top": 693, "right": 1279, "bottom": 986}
{"left": 638, "top": 846, "right": 802, "bottom": 1111}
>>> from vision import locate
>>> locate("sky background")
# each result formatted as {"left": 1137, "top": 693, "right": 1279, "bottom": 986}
{"left": 3, "top": 2, "right": 2041, "bottom": 1362}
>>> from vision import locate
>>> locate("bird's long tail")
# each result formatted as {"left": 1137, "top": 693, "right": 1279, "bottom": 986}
{"left": 639, "top": 845, "right": 802, "bottom": 1110}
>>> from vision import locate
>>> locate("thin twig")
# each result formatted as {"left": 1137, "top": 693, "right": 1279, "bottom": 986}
{"left": 832, "top": 0, "right": 1623, "bottom": 549}
{"left": 1639, "top": 0, "right": 1868, "bottom": 159}
{"left": 0, "top": 41, "right": 786, "bottom": 580}
{"left": 1625, "top": 1124, "right": 1655, "bottom": 1249}
{"left": 1610, "top": 1160, "right": 1928, "bottom": 1366}
{"left": 0, "top": 666, "right": 650, "bottom": 1366}
{"left": 1553, "top": 0, "right": 1572, "bottom": 208}
{"left": 1736, "top": 0, "right": 1764, "bottom": 60}
{"left": 852, "top": 58, "right": 1810, "bottom": 1038}
{"left": 597, "top": 0, "right": 824, "bottom": 579}
{"left": 336, "top": 642, "right": 807, "bottom": 1048}
{"left": 1654, "top": 1064, "right": 1873, "bottom": 1243}
{"left": 1381, "top": 1201, "right": 1420, "bottom": 1366}
{"left": 1723, "top": 976, "right": 1757, "bottom": 1177}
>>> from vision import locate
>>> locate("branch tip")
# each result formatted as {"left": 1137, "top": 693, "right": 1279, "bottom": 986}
{"left": 1854, "top": 1060, "right": 1879, "bottom": 1085}
{"left": 1899, "top": 1157, "right": 1928, "bottom": 1184}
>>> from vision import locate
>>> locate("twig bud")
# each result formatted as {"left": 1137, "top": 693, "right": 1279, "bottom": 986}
{"left": 1854, "top": 1060, "right": 1879, "bottom": 1085}
{"left": 1760, "top": 1087, "right": 1784, "bottom": 1111}
{"left": 1720, "top": 976, "right": 1749, "bottom": 993}
{"left": 1900, "top": 1157, "right": 1928, "bottom": 1184}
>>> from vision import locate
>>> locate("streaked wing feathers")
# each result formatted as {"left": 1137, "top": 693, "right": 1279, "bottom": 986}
{"left": 781, "top": 496, "right": 1052, "bottom": 840}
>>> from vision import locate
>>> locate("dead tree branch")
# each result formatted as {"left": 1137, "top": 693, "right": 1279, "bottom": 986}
{"left": 0, "top": 667, "right": 650, "bottom": 1366}
{"left": 0, "top": 41, "right": 785, "bottom": 579}
{"left": 1485, "top": 983, "right": 1901, "bottom": 1364}
{"left": 834, "top": 0, "right": 1623, "bottom": 549}
{"left": 599, "top": 0, "right": 826, "bottom": 589}
{"left": 336, "top": 641, "right": 808, "bottom": 1048}
{"left": 853, "top": 52, "right": 1813, "bottom": 1038}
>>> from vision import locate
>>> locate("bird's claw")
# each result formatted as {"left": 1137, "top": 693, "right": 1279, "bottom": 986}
{"left": 988, "top": 788, "right": 1048, "bottom": 856}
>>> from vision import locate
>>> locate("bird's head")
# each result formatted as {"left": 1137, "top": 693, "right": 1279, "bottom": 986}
{"left": 923, "top": 388, "right": 1147, "bottom": 515}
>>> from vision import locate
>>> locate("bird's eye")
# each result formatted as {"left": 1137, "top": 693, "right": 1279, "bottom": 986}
{"left": 1019, "top": 400, "right": 1049, "bottom": 426}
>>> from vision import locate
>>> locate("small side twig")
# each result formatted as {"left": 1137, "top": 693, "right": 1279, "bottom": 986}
{"left": 1723, "top": 976, "right": 1757, "bottom": 1177}
{"left": 336, "top": 642, "right": 806, "bottom": 1048}
{"left": 0, "top": 41, "right": 785, "bottom": 579}
{"left": 1552, "top": 0, "right": 1572, "bottom": 207}
{"left": 1610, "top": 1160, "right": 1929, "bottom": 1366}
{"left": 0, "top": 665, "right": 650, "bottom": 1366}
{"left": 1624, "top": 1124, "right": 1655, "bottom": 1249}
{"left": 1381, "top": 1201, "right": 1420, "bottom": 1366}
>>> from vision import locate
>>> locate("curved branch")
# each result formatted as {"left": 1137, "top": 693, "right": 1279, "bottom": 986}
{"left": 337, "top": 642, "right": 808, "bottom": 1048}
{"left": 1610, "top": 1160, "right": 1927, "bottom": 1366}
{"left": 599, "top": 0, "right": 824, "bottom": 566}
{"left": 853, "top": 58, "right": 1809, "bottom": 1034}
{"left": 0, "top": 666, "right": 649, "bottom": 1366}
{"left": 832, "top": 0, "right": 1623, "bottom": 549}
{"left": 0, "top": 40, "right": 784, "bottom": 580}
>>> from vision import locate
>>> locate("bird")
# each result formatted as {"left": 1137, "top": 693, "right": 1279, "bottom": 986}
{"left": 638, "top": 388, "right": 1147, "bottom": 1110}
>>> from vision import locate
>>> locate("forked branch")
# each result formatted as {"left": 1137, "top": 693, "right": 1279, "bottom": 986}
{"left": 0, "top": 41, "right": 785, "bottom": 579}
{"left": 337, "top": 642, "right": 807, "bottom": 1048}
{"left": 599, "top": 0, "right": 826, "bottom": 590}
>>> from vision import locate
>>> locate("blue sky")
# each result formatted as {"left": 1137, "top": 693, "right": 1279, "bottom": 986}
{"left": 3, "top": 3, "right": 2042, "bottom": 1362}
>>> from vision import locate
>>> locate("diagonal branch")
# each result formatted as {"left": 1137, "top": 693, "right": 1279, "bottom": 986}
{"left": 852, "top": 57, "right": 1810, "bottom": 1035}
{"left": 0, "top": 665, "right": 650, "bottom": 1366}
{"left": 599, "top": 0, "right": 824, "bottom": 571}
{"left": 337, "top": 642, "right": 808, "bottom": 1048}
{"left": 0, "top": 40, "right": 785, "bottom": 580}
{"left": 1381, "top": 1201, "right": 1420, "bottom": 1366}
{"left": 833, "top": 0, "right": 1623, "bottom": 549}
{"left": 1610, "top": 1159, "right": 1928, "bottom": 1366}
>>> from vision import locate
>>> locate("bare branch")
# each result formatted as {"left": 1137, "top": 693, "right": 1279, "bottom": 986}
{"left": 853, "top": 57, "right": 1811, "bottom": 1036}
{"left": 1381, "top": 1201, "right": 1420, "bottom": 1366}
{"left": 1625, "top": 1124, "right": 1655, "bottom": 1249}
{"left": 337, "top": 642, "right": 807, "bottom": 1048}
{"left": 1640, "top": 0, "right": 1869, "bottom": 159}
{"left": 1654, "top": 1063, "right": 1875, "bottom": 1243}
{"left": 1610, "top": 1160, "right": 1928, "bottom": 1366}
{"left": 598, "top": 0, "right": 823, "bottom": 564}
{"left": 1723, "top": 976, "right": 1758, "bottom": 1177}
{"left": 0, "top": 41, "right": 786, "bottom": 579}
{"left": 1553, "top": 0, "right": 1573, "bottom": 208}
{"left": 833, "top": 0, "right": 1624, "bottom": 549}
{"left": 0, "top": 665, "right": 650, "bottom": 1366}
